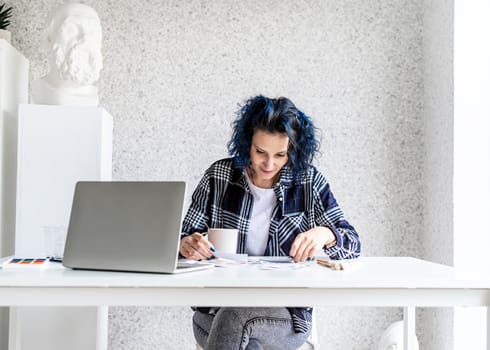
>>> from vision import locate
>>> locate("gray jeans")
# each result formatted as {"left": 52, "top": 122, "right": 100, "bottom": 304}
{"left": 192, "top": 307, "right": 311, "bottom": 350}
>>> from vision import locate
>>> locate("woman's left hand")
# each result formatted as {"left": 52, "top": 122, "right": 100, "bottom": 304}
{"left": 289, "top": 227, "right": 336, "bottom": 262}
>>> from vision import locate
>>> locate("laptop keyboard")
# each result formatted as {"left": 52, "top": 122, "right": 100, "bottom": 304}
{"left": 177, "top": 261, "right": 202, "bottom": 269}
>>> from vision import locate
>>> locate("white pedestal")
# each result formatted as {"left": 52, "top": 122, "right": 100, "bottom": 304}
{"left": 0, "top": 39, "right": 29, "bottom": 350}
{"left": 15, "top": 104, "right": 112, "bottom": 256}
{"left": 10, "top": 104, "right": 112, "bottom": 350}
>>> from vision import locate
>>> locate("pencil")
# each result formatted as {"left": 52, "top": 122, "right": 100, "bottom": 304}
{"left": 317, "top": 258, "right": 344, "bottom": 270}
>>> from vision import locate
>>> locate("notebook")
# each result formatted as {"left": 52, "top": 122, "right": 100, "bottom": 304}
{"left": 62, "top": 181, "right": 213, "bottom": 274}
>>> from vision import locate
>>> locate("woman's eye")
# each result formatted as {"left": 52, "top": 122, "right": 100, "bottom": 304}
{"left": 256, "top": 149, "right": 265, "bottom": 154}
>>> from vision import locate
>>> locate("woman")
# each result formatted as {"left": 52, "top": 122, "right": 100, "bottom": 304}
{"left": 179, "top": 95, "right": 361, "bottom": 350}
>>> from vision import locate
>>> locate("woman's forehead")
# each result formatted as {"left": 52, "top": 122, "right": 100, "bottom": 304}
{"left": 251, "top": 130, "right": 289, "bottom": 148}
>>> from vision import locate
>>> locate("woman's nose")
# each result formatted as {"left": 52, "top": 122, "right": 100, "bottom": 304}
{"left": 264, "top": 157, "right": 273, "bottom": 169}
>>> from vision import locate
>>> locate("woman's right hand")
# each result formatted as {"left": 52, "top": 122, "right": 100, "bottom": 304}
{"left": 179, "top": 232, "right": 215, "bottom": 261}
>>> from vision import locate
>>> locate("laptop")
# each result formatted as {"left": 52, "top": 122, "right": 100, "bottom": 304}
{"left": 62, "top": 181, "right": 213, "bottom": 274}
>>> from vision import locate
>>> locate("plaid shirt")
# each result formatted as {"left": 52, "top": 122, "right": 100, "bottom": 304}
{"left": 181, "top": 157, "right": 361, "bottom": 333}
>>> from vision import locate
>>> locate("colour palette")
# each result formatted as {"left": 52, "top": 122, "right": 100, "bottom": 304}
{"left": 2, "top": 257, "right": 49, "bottom": 269}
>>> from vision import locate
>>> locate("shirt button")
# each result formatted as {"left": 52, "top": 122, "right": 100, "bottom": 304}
{"left": 278, "top": 197, "right": 283, "bottom": 201}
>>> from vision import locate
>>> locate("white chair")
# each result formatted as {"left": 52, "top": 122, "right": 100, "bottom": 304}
{"left": 376, "top": 321, "right": 419, "bottom": 350}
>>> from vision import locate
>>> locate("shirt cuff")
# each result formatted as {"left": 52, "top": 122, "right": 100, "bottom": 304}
{"left": 322, "top": 226, "right": 342, "bottom": 255}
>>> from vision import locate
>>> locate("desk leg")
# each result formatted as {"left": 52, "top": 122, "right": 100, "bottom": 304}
{"left": 403, "top": 307, "right": 416, "bottom": 350}
{"left": 96, "top": 306, "right": 109, "bottom": 350}
{"left": 487, "top": 307, "right": 489, "bottom": 350}
{"left": 8, "top": 307, "right": 20, "bottom": 350}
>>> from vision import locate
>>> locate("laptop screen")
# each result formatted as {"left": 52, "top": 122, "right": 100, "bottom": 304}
{"left": 62, "top": 181, "right": 187, "bottom": 273}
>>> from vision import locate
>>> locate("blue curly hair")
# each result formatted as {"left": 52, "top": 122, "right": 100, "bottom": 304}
{"left": 227, "top": 95, "right": 320, "bottom": 178}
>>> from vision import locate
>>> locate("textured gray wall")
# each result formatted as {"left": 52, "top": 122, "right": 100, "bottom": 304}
{"left": 7, "top": 0, "right": 450, "bottom": 349}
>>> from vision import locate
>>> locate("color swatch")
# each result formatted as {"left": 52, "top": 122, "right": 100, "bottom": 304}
{"left": 2, "top": 257, "right": 49, "bottom": 269}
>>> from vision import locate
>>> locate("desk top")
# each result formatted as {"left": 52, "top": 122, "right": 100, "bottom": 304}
{"left": 1, "top": 257, "right": 489, "bottom": 289}
{"left": 1, "top": 257, "right": 489, "bottom": 307}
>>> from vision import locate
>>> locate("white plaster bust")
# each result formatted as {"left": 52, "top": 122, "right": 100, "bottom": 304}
{"left": 31, "top": 3, "right": 103, "bottom": 106}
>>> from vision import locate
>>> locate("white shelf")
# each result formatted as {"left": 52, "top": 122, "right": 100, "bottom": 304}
{"left": 0, "top": 39, "right": 29, "bottom": 257}
{"left": 0, "top": 38, "right": 29, "bottom": 350}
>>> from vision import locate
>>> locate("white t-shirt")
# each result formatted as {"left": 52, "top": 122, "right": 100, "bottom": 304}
{"left": 245, "top": 172, "right": 277, "bottom": 256}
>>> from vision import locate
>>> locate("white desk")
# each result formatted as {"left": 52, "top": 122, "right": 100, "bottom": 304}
{"left": 1, "top": 257, "right": 489, "bottom": 349}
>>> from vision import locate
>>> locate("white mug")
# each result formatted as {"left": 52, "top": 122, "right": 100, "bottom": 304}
{"left": 206, "top": 228, "right": 238, "bottom": 253}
